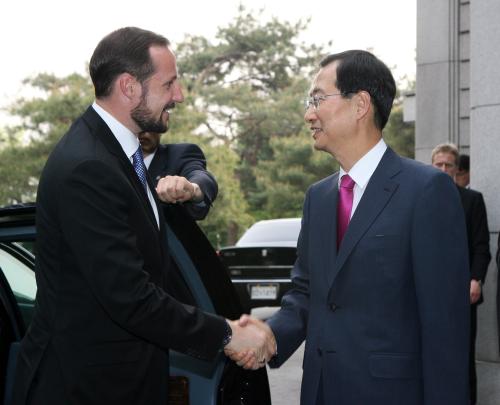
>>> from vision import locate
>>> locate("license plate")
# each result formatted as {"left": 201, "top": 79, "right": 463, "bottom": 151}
{"left": 250, "top": 285, "right": 278, "bottom": 300}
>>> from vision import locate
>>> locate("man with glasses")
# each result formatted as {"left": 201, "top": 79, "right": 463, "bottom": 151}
{"left": 228, "top": 50, "right": 470, "bottom": 405}
{"left": 432, "top": 142, "right": 491, "bottom": 405}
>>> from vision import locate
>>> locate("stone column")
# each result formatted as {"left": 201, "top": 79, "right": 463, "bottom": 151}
{"left": 471, "top": 1, "right": 500, "bottom": 404}
{"left": 415, "top": 0, "right": 470, "bottom": 163}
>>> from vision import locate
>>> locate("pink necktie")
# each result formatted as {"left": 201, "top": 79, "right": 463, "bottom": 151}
{"left": 337, "top": 174, "right": 355, "bottom": 249}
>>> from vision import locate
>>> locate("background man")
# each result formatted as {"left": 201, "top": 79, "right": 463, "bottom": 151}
{"left": 432, "top": 142, "right": 491, "bottom": 405}
{"left": 230, "top": 50, "right": 470, "bottom": 405}
{"left": 139, "top": 131, "right": 217, "bottom": 220}
{"left": 456, "top": 153, "right": 470, "bottom": 188}
{"left": 12, "top": 27, "right": 269, "bottom": 405}
{"left": 497, "top": 234, "right": 500, "bottom": 355}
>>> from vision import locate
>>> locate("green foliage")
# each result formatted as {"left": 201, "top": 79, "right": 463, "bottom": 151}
{"left": 157, "top": 132, "right": 252, "bottom": 247}
{"left": 175, "top": 6, "right": 325, "bottom": 218}
{"left": 0, "top": 6, "right": 415, "bottom": 247}
{"left": 384, "top": 104, "right": 415, "bottom": 158}
{"left": 0, "top": 128, "right": 42, "bottom": 203}
{"left": 253, "top": 134, "right": 337, "bottom": 219}
{"left": 0, "top": 73, "right": 93, "bottom": 204}
{"left": 198, "top": 145, "right": 254, "bottom": 247}
{"left": 177, "top": 6, "right": 320, "bottom": 93}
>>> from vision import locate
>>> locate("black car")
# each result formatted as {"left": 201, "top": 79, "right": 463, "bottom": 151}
{"left": 0, "top": 203, "right": 271, "bottom": 405}
{"left": 219, "top": 218, "right": 301, "bottom": 313}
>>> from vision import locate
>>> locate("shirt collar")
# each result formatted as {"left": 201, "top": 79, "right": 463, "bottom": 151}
{"left": 143, "top": 149, "right": 157, "bottom": 169}
{"left": 92, "top": 102, "right": 140, "bottom": 160}
{"left": 339, "top": 138, "right": 387, "bottom": 188}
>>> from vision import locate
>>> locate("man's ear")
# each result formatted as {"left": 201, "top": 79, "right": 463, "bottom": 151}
{"left": 118, "top": 73, "right": 138, "bottom": 100}
{"left": 354, "top": 90, "right": 372, "bottom": 121}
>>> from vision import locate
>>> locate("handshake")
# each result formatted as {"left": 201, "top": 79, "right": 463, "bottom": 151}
{"left": 224, "top": 315, "right": 277, "bottom": 370}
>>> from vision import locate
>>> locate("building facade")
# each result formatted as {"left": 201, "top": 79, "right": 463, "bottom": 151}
{"left": 416, "top": 1, "right": 500, "bottom": 403}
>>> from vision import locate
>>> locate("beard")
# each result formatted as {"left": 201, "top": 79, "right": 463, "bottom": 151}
{"left": 131, "top": 97, "right": 168, "bottom": 134}
{"left": 131, "top": 83, "right": 173, "bottom": 133}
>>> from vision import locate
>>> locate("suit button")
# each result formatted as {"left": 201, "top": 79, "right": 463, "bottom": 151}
{"left": 330, "top": 303, "right": 338, "bottom": 312}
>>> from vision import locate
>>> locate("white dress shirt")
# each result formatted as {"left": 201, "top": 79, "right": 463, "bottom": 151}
{"left": 92, "top": 102, "right": 159, "bottom": 227}
{"left": 143, "top": 150, "right": 156, "bottom": 169}
{"left": 338, "top": 138, "right": 387, "bottom": 218}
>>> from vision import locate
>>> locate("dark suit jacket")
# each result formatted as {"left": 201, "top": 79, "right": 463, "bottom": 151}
{"left": 457, "top": 186, "right": 491, "bottom": 284}
{"left": 496, "top": 232, "right": 500, "bottom": 353}
{"left": 12, "top": 106, "right": 226, "bottom": 405}
{"left": 148, "top": 143, "right": 218, "bottom": 220}
{"left": 497, "top": 233, "right": 500, "bottom": 270}
{"left": 267, "top": 147, "right": 470, "bottom": 405}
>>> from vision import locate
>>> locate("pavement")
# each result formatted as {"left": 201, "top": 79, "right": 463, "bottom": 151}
{"left": 266, "top": 343, "right": 304, "bottom": 405}
{"left": 251, "top": 307, "right": 303, "bottom": 405}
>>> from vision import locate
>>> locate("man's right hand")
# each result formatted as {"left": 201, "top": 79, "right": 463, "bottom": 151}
{"left": 156, "top": 176, "right": 203, "bottom": 203}
{"left": 224, "top": 315, "right": 277, "bottom": 370}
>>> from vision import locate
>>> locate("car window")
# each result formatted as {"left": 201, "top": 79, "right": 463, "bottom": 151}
{"left": 0, "top": 243, "right": 37, "bottom": 327}
{"left": 17, "top": 241, "right": 35, "bottom": 255}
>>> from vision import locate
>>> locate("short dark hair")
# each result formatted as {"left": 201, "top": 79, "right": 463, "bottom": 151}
{"left": 89, "top": 27, "right": 170, "bottom": 98}
{"left": 319, "top": 50, "right": 396, "bottom": 130}
{"left": 458, "top": 154, "right": 469, "bottom": 172}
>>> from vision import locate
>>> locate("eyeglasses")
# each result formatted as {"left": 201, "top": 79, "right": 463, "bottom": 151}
{"left": 304, "top": 93, "right": 344, "bottom": 110}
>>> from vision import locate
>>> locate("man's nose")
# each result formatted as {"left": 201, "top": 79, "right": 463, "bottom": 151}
{"left": 304, "top": 106, "right": 316, "bottom": 123}
{"left": 173, "top": 82, "right": 184, "bottom": 103}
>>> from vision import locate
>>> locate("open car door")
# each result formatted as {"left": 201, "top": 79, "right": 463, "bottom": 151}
{"left": 0, "top": 204, "right": 271, "bottom": 405}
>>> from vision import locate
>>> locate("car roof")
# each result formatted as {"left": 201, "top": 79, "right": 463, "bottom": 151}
{"left": 235, "top": 218, "right": 301, "bottom": 247}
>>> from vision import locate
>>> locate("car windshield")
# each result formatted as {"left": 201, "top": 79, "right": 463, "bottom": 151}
{"left": 236, "top": 218, "right": 301, "bottom": 247}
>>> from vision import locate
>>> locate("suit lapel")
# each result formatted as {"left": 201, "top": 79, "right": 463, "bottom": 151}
{"left": 81, "top": 107, "right": 159, "bottom": 231}
{"left": 322, "top": 174, "right": 339, "bottom": 286}
{"left": 147, "top": 173, "right": 166, "bottom": 233}
{"left": 330, "top": 148, "right": 401, "bottom": 286}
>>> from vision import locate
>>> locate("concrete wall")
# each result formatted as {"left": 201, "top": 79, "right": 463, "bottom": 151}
{"left": 417, "top": 1, "right": 500, "bottom": 403}
{"left": 416, "top": 0, "right": 470, "bottom": 162}
{"left": 470, "top": 1, "right": 500, "bottom": 402}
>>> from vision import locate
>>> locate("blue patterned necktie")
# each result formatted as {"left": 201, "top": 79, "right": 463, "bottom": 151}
{"left": 132, "top": 147, "right": 148, "bottom": 192}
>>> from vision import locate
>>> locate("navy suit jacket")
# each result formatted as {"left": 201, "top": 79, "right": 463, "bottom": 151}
{"left": 148, "top": 143, "right": 218, "bottom": 220}
{"left": 267, "top": 147, "right": 470, "bottom": 405}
